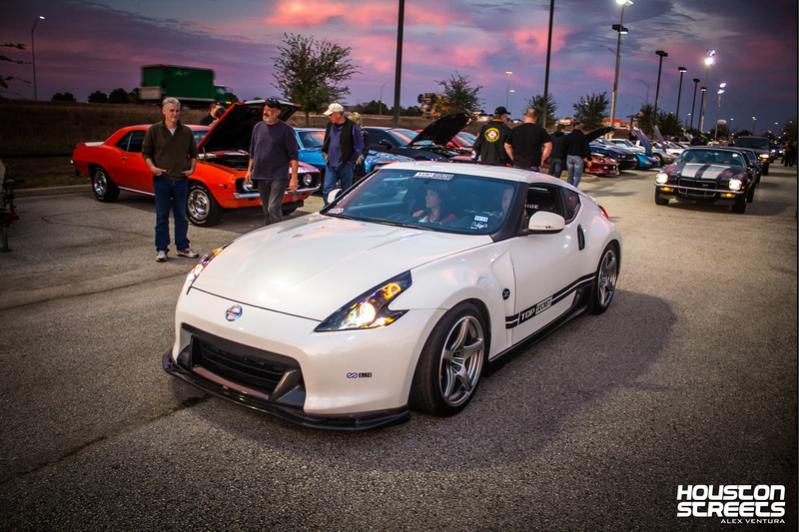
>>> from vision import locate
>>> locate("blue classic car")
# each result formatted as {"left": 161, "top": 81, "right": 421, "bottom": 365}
{"left": 294, "top": 128, "right": 413, "bottom": 177}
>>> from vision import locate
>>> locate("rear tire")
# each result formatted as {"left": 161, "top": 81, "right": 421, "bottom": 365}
{"left": 187, "top": 183, "right": 222, "bottom": 226}
{"left": 589, "top": 244, "right": 619, "bottom": 315}
{"left": 410, "top": 302, "right": 488, "bottom": 417}
{"left": 91, "top": 167, "right": 119, "bottom": 202}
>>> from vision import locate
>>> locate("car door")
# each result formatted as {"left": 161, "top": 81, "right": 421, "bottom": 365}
{"left": 106, "top": 132, "right": 134, "bottom": 188}
{"left": 507, "top": 184, "right": 585, "bottom": 345}
{"left": 121, "top": 130, "right": 153, "bottom": 193}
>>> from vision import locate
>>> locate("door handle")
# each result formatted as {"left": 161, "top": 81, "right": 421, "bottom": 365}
{"left": 121, "top": 156, "right": 128, "bottom": 162}
{"left": 577, "top": 225, "right": 585, "bottom": 250}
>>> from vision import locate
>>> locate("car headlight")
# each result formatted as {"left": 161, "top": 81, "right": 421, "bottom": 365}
{"left": 728, "top": 178, "right": 743, "bottom": 191}
{"left": 656, "top": 172, "right": 669, "bottom": 184}
{"left": 186, "top": 246, "right": 225, "bottom": 288}
{"left": 302, "top": 174, "right": 314, "bottom": 186}
{"left": 759, "top": 153, "right": 769, "bottom": 159}
{"left": 315, "top": 271, "right": 412, "bottom": 332}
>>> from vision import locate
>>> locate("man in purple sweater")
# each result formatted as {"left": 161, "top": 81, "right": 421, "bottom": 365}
{"left": 244, "top": 98, "right": 299, "bottom": 225}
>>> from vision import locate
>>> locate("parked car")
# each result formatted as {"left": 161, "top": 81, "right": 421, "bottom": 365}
{"left": 589, "top": 142, "right": 638, "bottom": 170}
{"left": 634, "top": 153, "right": 660, "bottom": 170}
{"left": 604, "top": 138, "right": 645, "bottom": 154}
{"left": 446, "top": 131, "right": 477, "bottom": 154}
{"left": 365, "top": 113, "right": 471, "bottom": 161}
{"left": 732, "top": 136, "right": 772, "bottom": 175}
{"left": 163, "top": 162, "right": 622, "bottom": 429}
{"left": 294, "top": 127, "right": 413, "bottom": 178}
{"left": 71, "top": 99, "right": 321, "bottom": 226}
{"left": 585, "top": 150, "right": 620, "bottom": 176}
{"left": 729, "top": 147, "right": 763, "bottom": 184}
{"left": 654, "top": 147, "right": 756, "bottom": 213}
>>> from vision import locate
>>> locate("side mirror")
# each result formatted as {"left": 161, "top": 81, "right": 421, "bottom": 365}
{"left": 526, "top": 211, "right": 565, "bottom": 234}
{"left": 326, "top": 188, "right": 342, "bottom": 204}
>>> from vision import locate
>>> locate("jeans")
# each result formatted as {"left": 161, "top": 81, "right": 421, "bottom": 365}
{"left": 154, "top": 176, "right": 189, "bottom": 252}
{"left": 549, "top": 157, "right": 564, "bottom": 178}
{"left": 323, "top": 162, "right": 355, "bottom": 204}
{"left": 256, "top": 178, "right": 288, "bottom": 225}
{"left": 566, "top": 155, "right": 584, "bottom": 187}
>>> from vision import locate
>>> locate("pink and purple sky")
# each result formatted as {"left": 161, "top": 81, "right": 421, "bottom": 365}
{"left": 2, "top": 0, "right": 797, "bottom": 128}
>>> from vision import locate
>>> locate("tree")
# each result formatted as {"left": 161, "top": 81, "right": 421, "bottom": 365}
{"left": 88, "top": 90, "right": 108, "bottom": 103}
{"left": 573, "top": 92, "right": 608, "bottom": 130}
{"left": 401, "top": 105, "right": 422, "bottom": 117}
{"left": 436, "top": 71, "right": 481, "bottom": 114}
{"left": 657, "top": 112, "right": 681, "bottom": 138}
{"left": 272, "top": 33, "right": 358, "bottom": 126}
{"left": 528, "top": 94, "right": 557, "bottom": 127}
{"left": 108, "top": 88, "right": 129, "bottom": 104}
{"left": 635, "top": 103, "right": 655, "bottom": 135}
{"left": 51, "top": 92, "right": 76, "bottom": 102}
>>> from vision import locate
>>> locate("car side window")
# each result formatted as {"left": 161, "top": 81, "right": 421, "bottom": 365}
{"left": 115, "top": 132, "right": 132, "bottom": 151}
{"left": 560, "top": 188, "right": 581, "bottom": 223}
{"left": 523, "top": 185, "right": 566, "bottom": 227}
{"left": 368, "top": 129, "right": 391, "bottom": 147}
{"left": 127, "top": 131, "right": 145, "bottom": 153}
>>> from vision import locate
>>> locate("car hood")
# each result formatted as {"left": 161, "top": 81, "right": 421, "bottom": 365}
{"left": 409, "top": 113, "right": 471, "bottom": 147}
{"left": 198, "top": 99, "right": 299, "bottom": 152}
{"left": 671, "top": 162, "right": 739, "bottom": 181}
{"left": 193, "top": 214, "right": 489, "bottom": 320}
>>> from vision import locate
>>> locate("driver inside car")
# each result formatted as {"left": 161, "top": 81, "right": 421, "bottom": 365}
{"left": 412, "top": 186, "right": 456, "bottom": 225}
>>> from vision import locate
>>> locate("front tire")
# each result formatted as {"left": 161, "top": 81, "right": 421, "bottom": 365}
{"left": 281, "top": 204, "right": 299, "bottom": 216}
{"left": 589, "top": 244, "right": 619, "bottom": 315}
{"left": 732, "top": 193, "right": 747, "bottom": 214}
{"left": 91, "top": 166, "right": 119, "bottom": 202}
{"left": 410, "top": 302, "right": 487, "bottom": 417}
{"left": 654, "top": 189, "right": 669, "bottom": 206}
{"left": 187, "top": 183, "right": 222, "bottom": 226}
{"left": 762, "top": 164, "right": 769, "bottom": 176}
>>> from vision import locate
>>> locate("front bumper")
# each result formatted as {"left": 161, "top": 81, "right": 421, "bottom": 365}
{"left": 655, "top": 182, "right": 743, "bottom": 202}
{"left": 164, "top": 286, "right": 445, "bottom": 430}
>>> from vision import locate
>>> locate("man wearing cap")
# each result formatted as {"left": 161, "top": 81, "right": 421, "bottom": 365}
{"left": 244, "top": 98, "right": 299, "bottom": 225}
{"left": 472, "top": 106, "right": 513, "bottom": 166}
{"left": 321, "top": 103, "right": 364, "bottom": 203}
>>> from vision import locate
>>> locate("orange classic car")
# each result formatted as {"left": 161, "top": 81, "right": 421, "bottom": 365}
{"left": 71, "top": 99, "right": 321, "bottom": 226}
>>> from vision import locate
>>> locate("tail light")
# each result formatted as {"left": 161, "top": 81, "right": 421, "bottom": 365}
{"left": 599, "top": 205, "right": 610, "bottom": 219}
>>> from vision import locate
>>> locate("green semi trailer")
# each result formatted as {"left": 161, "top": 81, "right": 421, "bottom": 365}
{"left": 139, "top": 65, "right": 235, "bottom": 106}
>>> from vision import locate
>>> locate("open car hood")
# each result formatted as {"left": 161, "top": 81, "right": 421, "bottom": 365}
{"left": 197, "top": 99, "right": 300, "bottom": 152}
{"left": 409, "top": 113, "right": 471, "bottom": 147}
{"left": 586, "top": 126, "right": 615, "bottom": 143}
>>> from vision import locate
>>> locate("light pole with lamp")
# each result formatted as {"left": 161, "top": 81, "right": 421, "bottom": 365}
{"left": 609, "top": 0, "right": 633, "bottom": 129}
{"left": 699, "top": 86, "right": 707, "bottom": 133}
{"left": 689, "top": 78, "right": 700, "bottom": 130}
{"left": 699, "top": 49, "right": 716, "bottom": 132}
{"left": 504, "top": 70, "right": 513, "bottom": 110}
{"left": 714, "top": 82, "right": 726, "bottom": 140}
{"left": 675, "top": 66, "right": 687, "bottom": 128}
{"left": 31, "top": 15, "right": 45, "bottom": 101}
{"left": 752, "top": 116, "right": 757, "bottom": 135}
{"left": 508, "top": 89, "right": 515, "bottom": 115}
{"left": 378, "top": 82, "right": 387, "bottom": 115}
{"left": 653, "top": 50, "right": 668, "bottom": 127}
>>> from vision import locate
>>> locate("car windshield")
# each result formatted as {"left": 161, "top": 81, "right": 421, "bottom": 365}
{"left": 324, "top": 168, "right": 516, "bottom": 235}
{"left": 389, "top": 129, "right": 418, "bottom": 146}
{"left": 298, "top": 130, "right": 325, "bottom": 149}
{"left": 192, "top": 128, "right": 209, "bottom": 144}
{"left": 679, "top": 150, "right": 745, "bottom": 168}
{"left": 734, "top": 137, "right": 770, "bottom": 150}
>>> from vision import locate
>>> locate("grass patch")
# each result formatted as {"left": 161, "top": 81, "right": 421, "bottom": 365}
{"left": 4, "top": 157, "right": 85, "bottom": 188}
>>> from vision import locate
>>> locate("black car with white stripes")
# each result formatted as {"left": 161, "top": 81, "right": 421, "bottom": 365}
{"left": 654, "top": 147, "right": 756, "bottom": 214}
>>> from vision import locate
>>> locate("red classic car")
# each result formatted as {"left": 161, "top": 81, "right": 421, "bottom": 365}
{"left": 585, "top": 151, "right": 621, "bottom": 177}
{"left": 71, "top": 99, "right": 321, "bottom": 226}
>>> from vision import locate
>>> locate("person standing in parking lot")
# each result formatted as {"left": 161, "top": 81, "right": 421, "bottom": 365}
{"left": 565, "top": 121, "right": 591, "bottom": 187}
{"left": 348, "top": 112, "right": 370, "bottom": 180}
{"left": 142, "top": 97, "right": 199, "bottom": 263}
{"left": 505, "top": 107, "right": 552, "bottom": 172}
{"left": 473, "top": 106, "right": 513, "bottom": 166}
{"left": 322, "top": 103, "right": 363, "bottom": 203}
{"left": 244, "top": 98, "right": 299, "bottom": 225}
{"left": 200, "top": 102, "right": 223, "bottom": 126}
{"left": 549, "top": 124, "right": 568, "bottom": 178}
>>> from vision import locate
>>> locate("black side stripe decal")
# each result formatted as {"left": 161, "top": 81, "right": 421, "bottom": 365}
{"left": 505, "top": 273, "right": 595, "bottom": 329}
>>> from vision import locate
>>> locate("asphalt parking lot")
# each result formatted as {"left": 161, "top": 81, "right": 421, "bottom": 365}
{"left": 1, "top": 166, "right": 796, "bottom": 529}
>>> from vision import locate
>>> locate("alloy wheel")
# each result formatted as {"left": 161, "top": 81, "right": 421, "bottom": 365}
{"left": 438, "top": 315, "right": 485, "bottom": 407}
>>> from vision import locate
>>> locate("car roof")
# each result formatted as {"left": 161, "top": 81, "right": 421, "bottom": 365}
{"left": 683, "top": 146, "right": 742, "bottom": 152}
{"left": 127, "top": 124, "right": 209, "bottom": 130}
{"left": 295, "top": 127, "right": 324, "bottom": 132}
{"left": 378, "top": 161, "right": 573, "bottom": 186}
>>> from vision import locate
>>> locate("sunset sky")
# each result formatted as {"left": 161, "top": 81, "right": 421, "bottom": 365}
{"left": 2, "top": 0, "right": 797, "bottom": 128}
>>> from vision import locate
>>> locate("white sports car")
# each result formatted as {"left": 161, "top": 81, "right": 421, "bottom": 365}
{"left": 163, "top": 162, "right": 622, "bottom": 430}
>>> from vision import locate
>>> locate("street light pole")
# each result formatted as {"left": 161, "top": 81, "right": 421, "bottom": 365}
{"left": 699, "top": 86, "right": 707, "bottom": 132}
{"left": 542, "top": 0, "right": 555, "bottom": 129}
{"left": 31, "top": 15, "right": 45, "bottom": 101}
{"left": 699, "top": 49, "right": 716, "bottom": 132}
{"left": 392, "top": 0, "right": 404, "bottom": 126}
{"left": 689, "top": 78, "right": 700, "bottom": 130}
{"left": 610, "top": 0, "right": 633, "bottom": 129}
{"left": 714, "top": 82, "right": 726, "bottom": 141}
{"left": 379, "top": 82, "right": 387, "bottom": 116}
{"left": 653, "top": 50, "right": 668, "bottom": 128}
{"left": 505, "top": 70, "right": 513, "bottom": 110}
{"left": 675, "top": 66, "right": 687, "bottom": 128}
{"left": 752, "top": 116, "right": 757, "bottom": 135}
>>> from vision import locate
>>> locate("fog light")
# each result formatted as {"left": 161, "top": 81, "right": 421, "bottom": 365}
{"left": 656, "top": 172, "right": 669, "bottom": 184}
{"left": 662, "top": 186, "right": 673, "bottom": 192}
{"left": 722, "top": 193, "right": 734, "bottom": 198}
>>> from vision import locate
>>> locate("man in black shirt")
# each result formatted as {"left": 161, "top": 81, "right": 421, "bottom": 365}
{"left": 505, "top": 108, "right": 552, "bottom": 172}
{"left": 549, "top": 124, "right": 568, "bottom": 178}
{"left": 199, "top": 102, "right": 223, "bottom": 126}
{"left": 473, "top": 106, "right": 512, "bottom": 166}
{"left": 565, "top": 122, "right": 592, "bottom": 187}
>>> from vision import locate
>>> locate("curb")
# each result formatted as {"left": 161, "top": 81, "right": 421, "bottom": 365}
{"left": 15, "top": 184, "right": 90, "bottom": 197}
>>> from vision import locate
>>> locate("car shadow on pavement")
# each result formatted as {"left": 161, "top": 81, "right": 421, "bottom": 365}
{"left": 170, "top": 288, "right": 676, "bottom": 472}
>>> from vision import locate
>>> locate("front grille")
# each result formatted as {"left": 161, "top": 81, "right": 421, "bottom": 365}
{"left": 677, "top": 178, "right": 717, "bottom": 199}
{"left": 182, "top": 326, "right": 300, "bottom": 397}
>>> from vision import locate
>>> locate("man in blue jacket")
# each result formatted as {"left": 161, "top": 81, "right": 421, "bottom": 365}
{"left": 322, "top": 103, "right": 364, "bottom": 204}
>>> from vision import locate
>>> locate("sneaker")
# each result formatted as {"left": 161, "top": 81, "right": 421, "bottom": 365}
{"left": 177, "top": 247, "right": 199, "bottom": 259}
{"left": 155, "top": 250, "right": 168, "bottom": 262}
